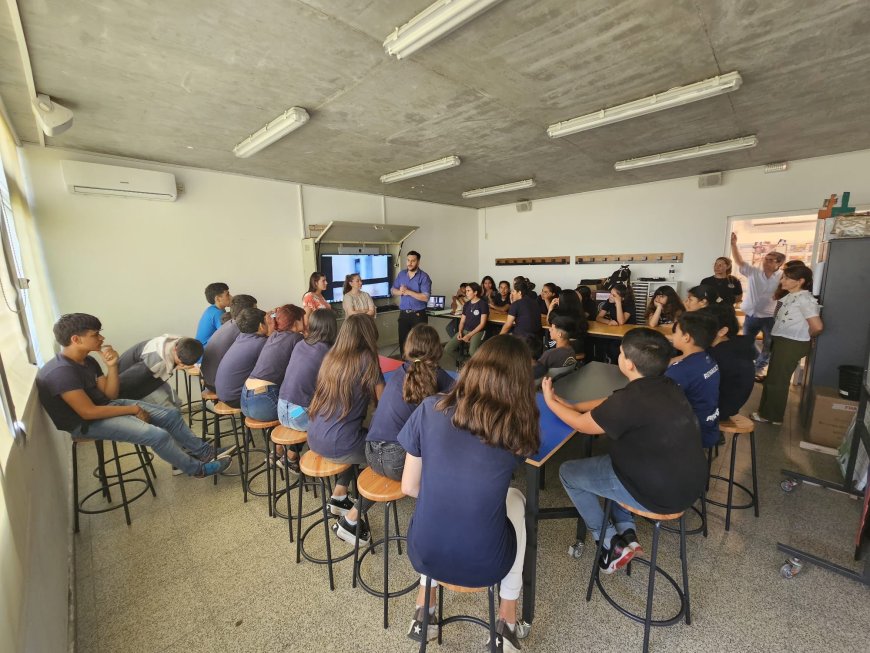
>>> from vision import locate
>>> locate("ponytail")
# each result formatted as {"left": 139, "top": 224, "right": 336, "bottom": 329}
{"left": 401, "top": 325, "right": 444, "bottom": 405}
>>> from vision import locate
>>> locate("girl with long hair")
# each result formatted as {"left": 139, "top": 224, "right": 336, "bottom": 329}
{"left": 342, "top": 273, "right": 376, "bottom": 317}
{"left": 307, "top": 313, "right": 385, "bottom": 545}
{"left": 596, "top": 283, "right": 634, "bottom": 325}
{"left": 647, "top": 285, "right": 685, "bottom": 326}
{"left": 701, "top": 256, "right": 744, "bottom": 306}
{"left": 400, "top": 335, "right": 540, "bottom": 648}
{"left": 302, "top": 272, "right": 331, "bottom": 328}
{"left": 684, "top": 284, "right": 719, "bottom": 312}
{"left": 480, "top": 275, "right": 497, "bottom": 303}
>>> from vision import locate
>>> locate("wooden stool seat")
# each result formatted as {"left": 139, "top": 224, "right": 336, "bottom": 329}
{"left": 719, "top": 414, "right": 754, "bottom": 434}
{"left": 439, "top": 582, "right": 487, "bottom": 593}
{"left": 185, "top": 366, "right": 201, "bottom": 376}
{"left": 357, "top": 467, "right": 404, "bottom": 503}
{"left": 619, "top": 502, "right": 684, "bottom": 522}
{"left": 271, "top": 426, "right": 308, "bottom": 447}
{"left": 244, "top": 417, "right": 279, "bottom": 429}
{"left": 201, "top": 390, "right": 218, "bottom": 401}
{"left": 299, "top": 451, "right": 350, "bottom": 478}
{"left": 212, "top": 402, "right": 241, "bottom": 416}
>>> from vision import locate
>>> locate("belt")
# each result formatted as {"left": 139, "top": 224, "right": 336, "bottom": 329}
{"left": 401, "top": 309, "right": 424, "bottom": 314}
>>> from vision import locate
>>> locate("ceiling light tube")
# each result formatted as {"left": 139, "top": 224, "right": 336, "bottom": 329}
{"left": 383, "top": 0, "right": 505, "bottom": 59}
{"left": 233, "top": 107, "right": 310, "bottom": 158}
{"left": 462, "top": 178, "right": 536, "bottom": 198}
{"left": 547, "top": 72, "right": 743, "bottom": 139}
{"left": 614, "top": 136, "right": 758, "bottom": 171}
{"left": 380, "top": 156, "right": 461, "bottom": 184}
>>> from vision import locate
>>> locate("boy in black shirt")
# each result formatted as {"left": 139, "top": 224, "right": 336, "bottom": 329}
{"left": 543, "top": 328, "right": 707, "bottom": 573}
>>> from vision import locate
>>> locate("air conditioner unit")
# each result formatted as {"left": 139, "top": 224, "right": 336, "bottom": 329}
{"left": 61, "top": 160, "right": 178, "bottom": 201}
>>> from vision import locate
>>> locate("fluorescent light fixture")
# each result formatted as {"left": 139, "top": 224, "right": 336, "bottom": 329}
{"left": 380, "top": 156, "right": 461, "bottom": 184}
{"left": 383, "top": 0, "right": 504, "bottom": 59}
{"left": 764, "top": 162, "right": 789, "bottom": 173}
{"left": 462, "top": 178, "right": 536, "bottom": 199}
{"left": 547, "top": 72, "right": 743, "bottom": 139}
{"left": 233, "top": 107, "right": 309, "bottom": 158}
{"left": 614, "top": 136, "right": 758, "bottom": 171}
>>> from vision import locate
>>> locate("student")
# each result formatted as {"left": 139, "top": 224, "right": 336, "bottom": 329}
{"left": 596, "top": 283, "right": 634, "bottom": 325}
{"left": 480, "top": 275, "right": 497, "bottom": 303}
{"left": 444, "top": 281, "right": 489, "bottom": 366}
{"left": 666, "top": 312, "right": 721, "bottom": 448}
{"left": 215, "top": 308, "right": 268, "bottom": 408}
{"left": 240, "top": 304, "right": 305, "bottom": 422}
{"left": 684, "top": 284, "right": 718, "bottom": 312}
{"left": 754, "top": 265, "right": 823, "bottom": 425}
{"left": 307, "top": 314, "right": 385, "bottom": 545}
{"left": 342, "top": 273, "right": 376, "bottom": 317}
{"left": 196, "top": 282, "right": 231, "bottom": 346}
{"left": 399, "top": 336, "right": 539, "bottom": 649}
{"left": 450, "top": 282, "right": 469, "bottom": 314}
{"left": 201, "top": 294, "right": 257, "bottom": 391}
{"left": 548, "top": 289, "right": 589, "bottom": 354}
{"left": 701, "top": 257, "right": 743, "bottom": 306}
{"left": 118, "top": 335, "right": 203, "bottom": 408}
{"left": 534, "top": 313, "right": 578, "bottom": 378}
{"left": 302, "top": 272, "right": 332, "bottom": 326}
{"left": 647, "top": 285, "right": 685, "bottom": 326}
{"left": 731, "top": 232, "right": 785, "bottom": 380}
{"left": 277, "top": 309, "right": 337, "bottom": 432}
{"left": 707, "top": 303, "right": 756, "bottom": 420}
{"left": 544, "top": 328, "right": 707, "bottom": 573}
{"left": 539, "top": 282, "right": 560, "bottom": 314}
{"left": 490, "top": 279, "right": 511, "bottom": 311}
{"left": 36, "top": 313, "right": 231, "bottom": 478}
{"left": 575, "top": 285, "right": 598, "bottom": 321}
{"left": 500, "top": 279, "right": 543, "bottom": 357}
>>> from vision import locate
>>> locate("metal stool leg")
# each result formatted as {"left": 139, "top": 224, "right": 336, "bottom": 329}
{"left": 725, "top": 434, "right": 739, "bottom": 531}
{"left": 96, "top": 441, "right": 111, "bottom": 502}
{"left": 680, "top": 514, "right": 691, "bottom": 625}
{"left": 136, "top": 445, "right": 157, "bottom": 497}
{"left": 487, "top": 585, "right": 497, "bottom": 653}
{"left": 420, "top": 576, "right": 433, "bottom": 652}
{"left": 586, "top": 499, "right": 611, "bottom": 601}
{"left": 320, "top": 477, "right": 336, "bottom": 591}
{"left": 642, "top": 522, "right": 662, "bottom": 653}
{"left": 73, "top": 443, "right": 80, "bottom": 533}
{"left": 110, "top": 441, "right": 132, "bottom": 527}
{"left": 749, "top": 431, "right": 760, "bottom": 517}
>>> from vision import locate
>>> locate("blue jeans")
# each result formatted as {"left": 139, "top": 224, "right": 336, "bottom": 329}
{"left": 559, "top": 455, "right": 648, "bottom": 547}
{"left": 71, "top": 399, "right": 209, "bottom": 475}
{"left": 743, "top": 314, "right": 774, "bottom": 373}
{"left": 240, "top": 385, "right": 279, "bottom": 422}
{"left": 277, "top": 398, "right": 309, "bottom": 430}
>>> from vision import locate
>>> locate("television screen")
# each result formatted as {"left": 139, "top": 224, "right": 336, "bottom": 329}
{"left": 319, "top": 253, "right": 393, "bottom": 302}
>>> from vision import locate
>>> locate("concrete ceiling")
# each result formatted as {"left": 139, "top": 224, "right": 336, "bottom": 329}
{"left": 1, "top": 0, "right": 869, "bottom": 208}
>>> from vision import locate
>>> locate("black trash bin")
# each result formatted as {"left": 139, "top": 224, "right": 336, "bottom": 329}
{"left": 837, "top": 365, "right": 862, "bottom": 400}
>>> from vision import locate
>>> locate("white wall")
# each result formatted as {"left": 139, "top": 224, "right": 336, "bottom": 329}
{"left": 477, "top": 149, "right": 870, "bottom": 292}
{"left": 23, "top": 147, "right": 476, "bottom": 352}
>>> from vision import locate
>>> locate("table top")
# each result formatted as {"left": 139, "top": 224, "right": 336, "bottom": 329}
{"left": 528, "top": 362, "right": 628, "bottom": 467}
{"left": 378, "top": 355, "right": 404, "bottom": 374}
{"left": 487, "top": 310, "right": 671, "bottom": 339}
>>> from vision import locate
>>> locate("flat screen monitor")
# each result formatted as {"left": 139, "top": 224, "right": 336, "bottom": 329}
{"left": 319, "top": 253, "right": 393, "bottom": 302}
{"left": 595, "top": 291, "right": 611, "bottom": 302}
{"left": 427, "top": 295, "right": 446, "bottom": 310}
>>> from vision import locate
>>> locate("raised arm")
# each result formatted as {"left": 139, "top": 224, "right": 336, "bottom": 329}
{"left": 730, "top": 232, "right": 746, "bottom": 268}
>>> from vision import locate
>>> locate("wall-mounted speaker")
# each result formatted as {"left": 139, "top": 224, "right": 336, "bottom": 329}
{"left": 516, "top": 200, "right": 533, "bottom": 212}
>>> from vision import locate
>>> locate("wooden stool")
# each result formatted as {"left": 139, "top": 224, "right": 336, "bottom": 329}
{"left": 206, "top": 401, "right": 245, "bottom": 496}
{"left": 269, "top": 426, "right": 308, "bottom": 539}
{"left": 174, "top": 366, "right": 203, "bottom": 428}
{"left": 199, "top": 387, "right": 218, "bottom": 441}
{"left": 296, "top": 451, "right": 355, "bottom": 591}
{"left": 352, "top": 468, "right": 416, "bottom": 628}
{"left": 243, "top": 416, "right": 279, "bottom": 510}
{"left": 72, "top": 437, "right": 156, "bottom": 532}
{"left": 708, "top": 414, "right": 759, "bottom": 531}
{"left": 418, "top": 577, "right": 499, "bottom": 652}
{"left": 586, "top": 500, "right": 691, "bottom": 653}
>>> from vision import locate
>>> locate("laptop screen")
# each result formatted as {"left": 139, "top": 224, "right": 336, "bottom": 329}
{"left": 427, "top": 295, "right": 446, "bottom": 310}
{"left": 595, "top": 291, "right": 611, "bottom": 302}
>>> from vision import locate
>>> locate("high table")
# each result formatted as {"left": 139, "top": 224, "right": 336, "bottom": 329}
{"left": 522, "top": 361, "right": 628, "bottom": 625}
{"left": 486, "top": 310, "right": 672, "bottom": 339}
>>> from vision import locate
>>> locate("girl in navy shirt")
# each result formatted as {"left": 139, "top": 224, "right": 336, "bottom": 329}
{"left": 596, "top": 283, "right": 635, "bottom": 325}
{"left": 241, "top": 304, "right": 305, "bottom": 422}
{"left": 444, "top": 282, "right": 489, "bottom": 366}
{"left": 500, "top": 279, "right": 543, "bottom": 357}
{"left": 307, "top": 314, "right": 385, "bottom": 545}
{"left": 399, "top": 335, "right": 540, "bottom": 648}
{"left": 366, "top": 325, "right": 453, "bottom": 484}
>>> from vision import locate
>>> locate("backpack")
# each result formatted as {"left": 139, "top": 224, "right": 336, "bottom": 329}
{"left": 603, "top": 265, "right": 631, "bottom": 290}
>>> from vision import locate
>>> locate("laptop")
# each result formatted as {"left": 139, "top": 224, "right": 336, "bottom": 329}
{"left": 595, "top": 291, "right": 611, "bottom": 301}
{"left": 427, "top": 295, "right": 446, "bottom": 310}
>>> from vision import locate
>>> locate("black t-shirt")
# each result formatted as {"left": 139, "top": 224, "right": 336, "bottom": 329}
{"left": 508, "top": 295, "right": 542, "bottom": 338}
{"left": 461, "top": 298, "right": 489, "bottom": 333}
{"left": 710, "top": 336, "right": 756, "bottom": 418}
{"left": 590, "top": 376, "right": 707, "bottom": 514}
{"left": 37, "top": 353, "right": 109, "bottom": 432}
{"left": 598, "top": 299, "right": 636, "bottom": 325}
{"left": 700, "top": 276, "right": 743, "bottom": 305}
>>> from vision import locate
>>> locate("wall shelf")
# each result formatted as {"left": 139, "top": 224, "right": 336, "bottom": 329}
{"left": 574, "top": 252, "right": 684, "bottom": 264}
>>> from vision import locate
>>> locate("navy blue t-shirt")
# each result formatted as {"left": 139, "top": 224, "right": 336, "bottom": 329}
{"left": 367, "top": 365, "right": 454, "bottom": 443}
{"left": 461, "top": 298, "right": 489, "bottom": 333}
{"left": 710, "top": 336, "right": 756, "bottom": 419}
{"left": 398, "top": 397, "right": 521, "bottom": 588}
{"left": 507, "top": 295, "right": 542, "bottom": 338}
{"left": 37, "top": 354, "right": 109, "bottom": 432}
{"left": 201, "top": 320, "right": 240, "bottom": 390}
{"left": 598, "top": 299, "right": 636, "bottom": 324}
{"left": 215, "top": 333, "right": 267, "bottom": 404}
{"left": 278, "top": 340, "right": 330, "bottom": 407}
{"left": 665, "top": 351, "right": 720, "bottom": 447}
{"left": 307, "top": 359, "right": 384, "bottom": 459}
{"left": 249, "top": 331, "right": 302, "bottom": 385}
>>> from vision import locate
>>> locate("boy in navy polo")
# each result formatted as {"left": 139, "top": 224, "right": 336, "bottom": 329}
{"left": 666, "top": 311, "right": 721, "bottom": 448}
{"left": 391, "top": 250, "right": 432, "bottom": 356}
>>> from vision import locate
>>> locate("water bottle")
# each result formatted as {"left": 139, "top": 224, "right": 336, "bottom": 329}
{"left": 668, "top": 264, "right": 675, "bottom": 282}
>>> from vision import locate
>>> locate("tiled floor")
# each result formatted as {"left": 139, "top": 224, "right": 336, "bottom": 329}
{"left": 73, "top": 376, "right": 869, "bottom": 653}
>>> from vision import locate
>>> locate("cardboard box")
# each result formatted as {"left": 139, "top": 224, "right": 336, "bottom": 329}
{"left": 807, "top": 386, "right": 858, "bottom": 448}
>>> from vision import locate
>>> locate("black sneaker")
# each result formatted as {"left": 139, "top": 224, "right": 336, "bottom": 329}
{"left": 619, "top": 529, "right": 643, "bottom": 555}
{"left": 598, "top": 535, "right": 635, "bottom": 575}
{"left": 487, "top": 618, "right": 522, "bottom": 652}
{"left": 332, "top": 516, "right": 370, "bottom": 545}
{"left": 407, "top": 607, "right": 438, "bottom": 642}
{"left": 328, "top": 496, "right": 354, "bottom": 517}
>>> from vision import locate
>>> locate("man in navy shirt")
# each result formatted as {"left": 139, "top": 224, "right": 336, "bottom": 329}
{"left": 391, "top": 251, "right": 432, "bottom": 356}
{"left": 36, "top": 313, "right": 231, "bottom": 478}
